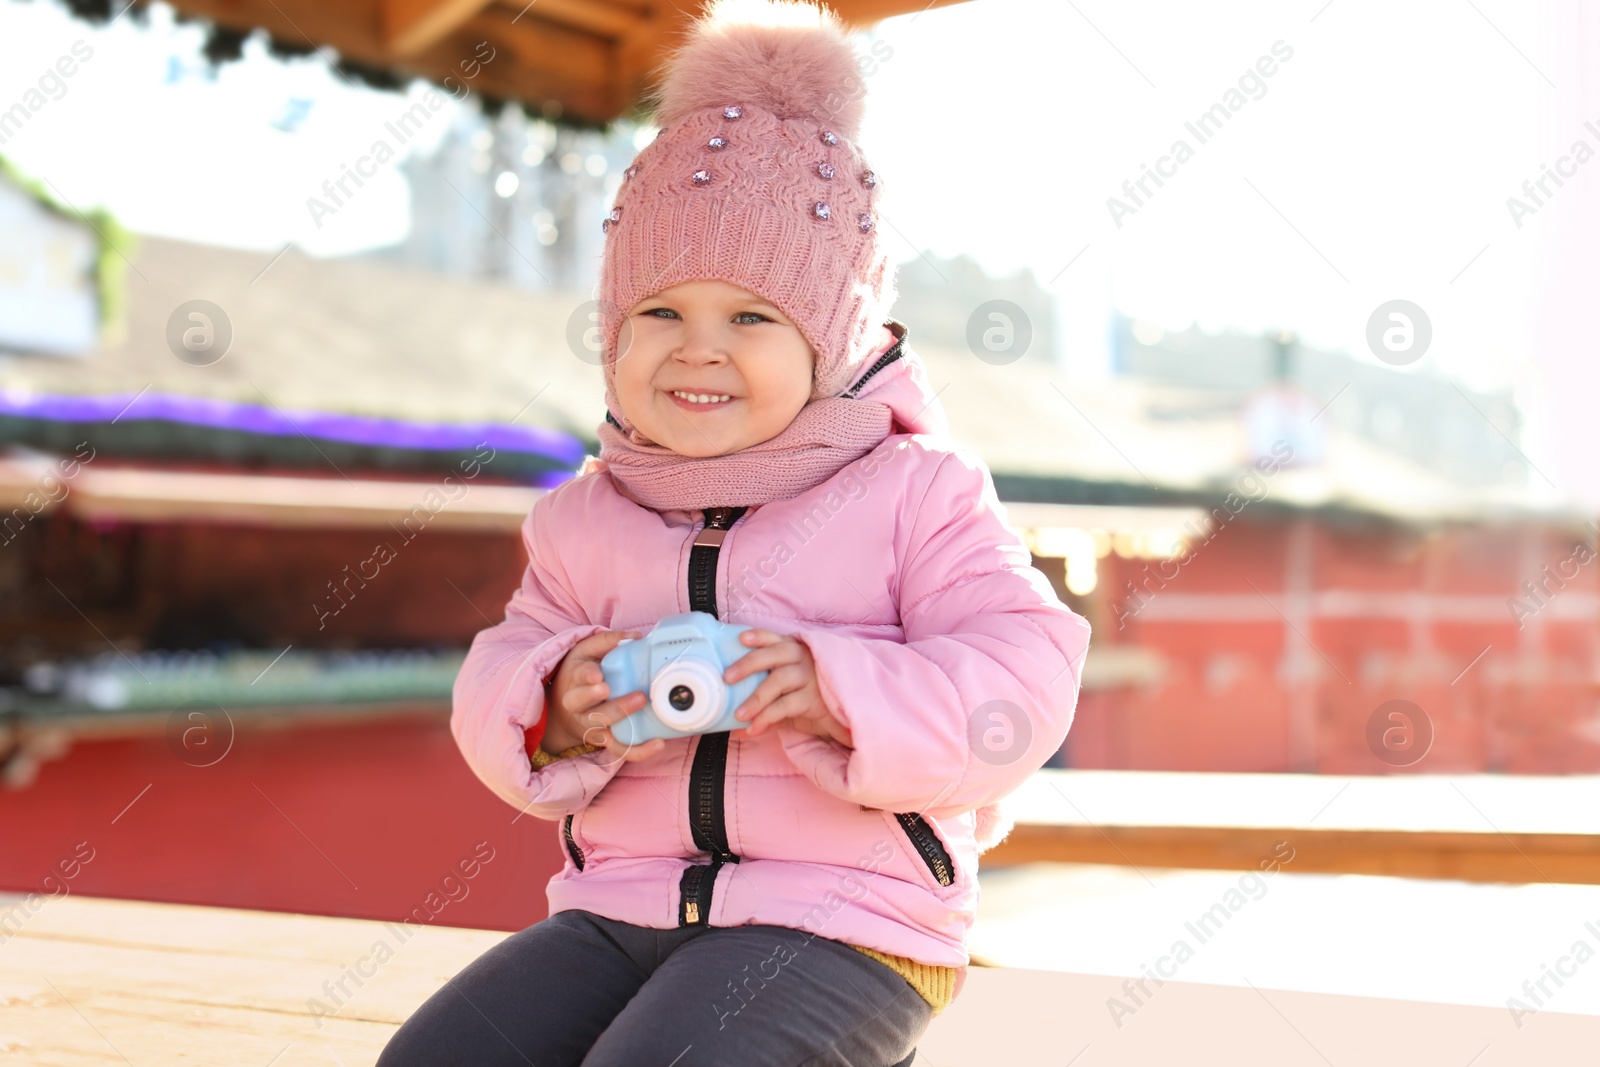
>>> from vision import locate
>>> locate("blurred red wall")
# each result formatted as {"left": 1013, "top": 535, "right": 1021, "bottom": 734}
{"left": 0, "top": 714, "right": 565, "bottom": 932}
{"left": 1066, "top": 515, "right": 1600, "bottom": 774}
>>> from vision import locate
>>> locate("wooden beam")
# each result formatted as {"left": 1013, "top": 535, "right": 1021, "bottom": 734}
{"left": 830, "top": 0, "right": 969, "bottom": 24}
{"left": 164, "top": 0, "right": 388, "bottom": 58}
{"left": 61, "top": 466, "right": 543, "bottom": 531}
{"left": 12, "top": 700, "right": 450, "bottom": 744}
{"left": 981, "top": 823, "right": 1600, "bottom": 885}
{"left": 157, "top": 0, "right": 975, "bottom": 123}
{"left": 612, "top": 1, "right": 697, "bottom": 121}
{"left": 419, "top": 8, "right": 620, "bottom": 123}
{"left": 382, "top": 0, "right": 498, "bottom": 55}
{"left": 515, "top": 0, "right": 646, "bottom": 39}
{"left": 0, "top": 450, "right": 66, "bottom": 511}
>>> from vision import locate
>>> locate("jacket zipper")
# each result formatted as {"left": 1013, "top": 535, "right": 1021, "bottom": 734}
{"left": 678, "top": 504, "right": 746, "bottom": 925}
{"left": 895, "top": 812, "right": 954, "bottom": 887}
{"left": 841, "top": 332, "right": 906, "bottom": 399}
{"left": 563, "top": 813, "right": 584, "bottom": 870}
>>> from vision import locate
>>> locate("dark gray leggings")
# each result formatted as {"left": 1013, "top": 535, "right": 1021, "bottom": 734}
{"left": 375, "top": 908, "right": 932, "bottom": 1066}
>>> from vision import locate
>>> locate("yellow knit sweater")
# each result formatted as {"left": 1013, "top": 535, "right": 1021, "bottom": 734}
{"left": 531, "top": 742, "right": 959, "bottom": 1014}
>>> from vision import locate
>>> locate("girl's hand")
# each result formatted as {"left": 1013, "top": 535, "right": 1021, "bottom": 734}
{"left": 725, "top": 629, "right": 853, "bottom": 747}
{"left": 543, "top": 630, "right": 667, "bottom": 764}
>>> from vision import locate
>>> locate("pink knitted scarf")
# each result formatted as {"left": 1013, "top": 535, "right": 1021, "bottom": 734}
{"left": 595, "top": 395, "right": 893, "bottom": 511}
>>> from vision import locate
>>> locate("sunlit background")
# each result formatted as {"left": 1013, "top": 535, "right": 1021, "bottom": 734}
{"left": 2, "top": 0, "right": 1599, "bottom": 1061}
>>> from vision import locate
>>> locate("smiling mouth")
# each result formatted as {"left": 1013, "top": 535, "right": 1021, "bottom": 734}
{"left": 667, "top": 390, "right": 737, "bottom": 409}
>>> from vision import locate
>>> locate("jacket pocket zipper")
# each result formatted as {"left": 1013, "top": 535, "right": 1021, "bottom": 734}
{"left": 895, "top": 812, "right": 954, "bottom": 887}
{"left": 563, "top": 813, "right": 585, "bottom": 871}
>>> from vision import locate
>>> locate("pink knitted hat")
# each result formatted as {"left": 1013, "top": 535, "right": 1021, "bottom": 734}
{"left": 597, "top": 0, "right": 896, "bottom": 421}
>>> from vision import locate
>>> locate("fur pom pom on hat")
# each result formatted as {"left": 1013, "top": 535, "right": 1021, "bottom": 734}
{"left": 648, "top": 0, "right": 869, "bottom": 136}
{"left": 597, "top": 0, "right": 897, "bottom": 424}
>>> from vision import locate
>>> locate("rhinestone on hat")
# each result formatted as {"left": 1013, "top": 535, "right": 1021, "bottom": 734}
{"left": 708, "top": 136, "right": 728, "bottom": 151}
{"left": 861, "top": 170, "right": 877, "bottom": 188}
{"left": 623, "top": 163, "right": 639, "bottom": 181}
{"left": 857, "top": 213, "right": 873, "bottom": 234}
{"left": 816, "top": 161, "right": 836, "bottom": 180}
{"left": 813, "top": 201, "right": 831, "bottom": 220}
{"left": 723, "top": 105, "right": 743, "bottom": 120}
{"left": 601, "top": 206, "right": 621, "bottom": 234}
{"left": 691, "top": 169, "right": 712, "bottom": 185}
{"left": 819, "top": 130, "right": 838, "bottom": 145}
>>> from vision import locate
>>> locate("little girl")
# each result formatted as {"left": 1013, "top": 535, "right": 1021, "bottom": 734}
{"left": 379, "top": 2, "right": 1090, "bottom": 1064}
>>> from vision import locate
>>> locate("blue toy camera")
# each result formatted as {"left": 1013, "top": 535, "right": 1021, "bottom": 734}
{"left": 601, "top": 612, "right": 769, "bottom": 744}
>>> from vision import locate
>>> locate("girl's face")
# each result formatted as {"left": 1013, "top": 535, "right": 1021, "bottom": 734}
{"left": 614, "top": 279, "right": 816, "bottom": 458}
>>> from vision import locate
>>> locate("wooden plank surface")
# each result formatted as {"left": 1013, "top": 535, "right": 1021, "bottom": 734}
{"left": 985, "top": 770, "right": 1600, "bottom": 884}
{"left": 983, "top": 824, "right": 1600, "bottom": 884}
{"left": 0, "top": 894, "right": 502, "bottom": 1065}
{"left": 2, "top": 894, "right": 1595, "bottom": 1065}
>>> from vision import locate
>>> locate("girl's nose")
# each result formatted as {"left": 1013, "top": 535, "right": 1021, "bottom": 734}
{"left": 676, "top": 326, "right": 729, "bottom": 364}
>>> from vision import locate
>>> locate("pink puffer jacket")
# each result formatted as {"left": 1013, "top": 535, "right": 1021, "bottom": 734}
{"left": 451, "top": 325, "right": 1092, "bottom": 976}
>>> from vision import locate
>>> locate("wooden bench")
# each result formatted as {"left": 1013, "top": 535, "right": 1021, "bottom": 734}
{"left": 986, "top": 769, "right": 1600, "bottom": 884}
{"left": 3, "top": 894, "right": 1594, "bottom": 1064}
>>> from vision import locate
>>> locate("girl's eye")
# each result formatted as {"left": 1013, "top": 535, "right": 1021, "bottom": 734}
{"left": 642, "top": 307, "right": 678, "bottom": 320}
{"left": 734, "top": 312, "right": 770, "bottom": 325}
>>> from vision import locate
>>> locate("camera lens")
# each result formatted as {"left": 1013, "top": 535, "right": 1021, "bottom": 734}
{"left": 650, "top": 659, "right": 726, "bottom": 732}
